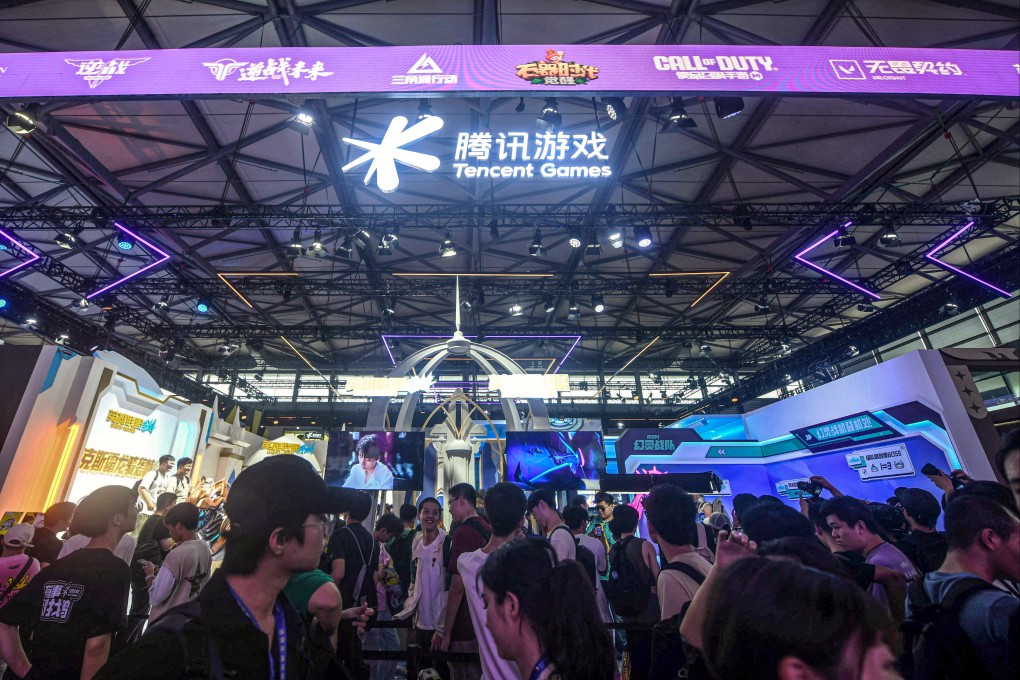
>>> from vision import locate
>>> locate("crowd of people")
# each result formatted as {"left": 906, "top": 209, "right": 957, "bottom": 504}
{"left": 0, "top": 431, "right": 1016, "bottom": 679}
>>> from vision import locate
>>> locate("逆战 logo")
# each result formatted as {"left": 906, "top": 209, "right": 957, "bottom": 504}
{"left": 392, "top": 52, "right": 457, "bottom": 85}
{"left": 203, "top": 58, "right": 249, "bottom": 81}
{"left": 516, "top": 49, "right": 599, "bottom": 86}
{"left": 342, "top": 116, "right": 444, "bottom": 193}
{"left": 65, "top": 57, "right": 150, "bottom": 88}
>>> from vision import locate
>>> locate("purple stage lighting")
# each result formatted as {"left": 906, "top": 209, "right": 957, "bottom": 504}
{"left": 794, "top": 229, "right": 881, "bottom": 300}
{"left": 86, "top": 223, "right": 171, "bottom": 299}
{"left": 0, "top": 229, "right": 41, "bottom": 280}
{"left": 925, "top": 221, "right": 1012, "bottom": 299}
{"left": 382, "top": 334, "right": 582, "bottom": 374}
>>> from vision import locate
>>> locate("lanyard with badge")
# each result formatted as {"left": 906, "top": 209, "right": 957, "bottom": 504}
{"left": 227, "top": 582, "right": 288, "bottom": 680}
{"left": 529, "top": 654, "right": 552, "bottom": 680}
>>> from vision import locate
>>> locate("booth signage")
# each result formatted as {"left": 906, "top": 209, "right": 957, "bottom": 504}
{"left": 262, "top": 441, "right": 302, "bottom": 455}
{"left": 105, "top": 409, "right": 156, "bottom": 434}
{"left": 775, "top": 478, "right": 814, "bottom": 500}
{"left": 0, "top": 45, "right": 1016, "bottom": 100}
{"left": 343, "top": 375, "right": 437, "bottom": 397}
{"left": 792, "top": 412, "right": 899, "bottom": 453}
{"left": 487, "top": 374, "right": 571, "bottom": 399}
{"left": 846, "top": 443, "right": 915, "bottom": 481}
{"left": 78, "top": 448, "right": 155, "bottom": 479}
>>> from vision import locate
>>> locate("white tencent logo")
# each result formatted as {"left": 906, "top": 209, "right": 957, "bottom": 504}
{"left": 342, "top": 116, "right": 444, "bottom": 193}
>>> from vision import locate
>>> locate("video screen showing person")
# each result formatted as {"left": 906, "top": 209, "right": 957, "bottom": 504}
{"left": 505, "top": 431, "right": 605, "bottom": 490}
{"left": 324, "top": 431, "right": 425, "bottom": 491}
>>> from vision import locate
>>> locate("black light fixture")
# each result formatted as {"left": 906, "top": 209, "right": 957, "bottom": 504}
{"left": 543, "top": 295, "right": 556, "bottom": 314}
{"left": 76, "top": 297, "right": 90, "bottom": 310}
{"left": 878, "top": 222, "right": 901, "bottom": 248}
{"left": 714, "top": 97, "right": 745, "bottom": 119}
{"left": 416, "top": 99, "right": 434, "bottom": 121}
{"left": 489, "top": 219, "right": 500, "bottom": 239}
{"left": 382, "top": 229, "right": 399, "bottom": 248}
{"left": 115, "top": 231, "right": 136, "bottom": 251}
{"left": 529, "top": 228, "right": 545, "bottom": 256}
{"left": 439, "top": 230, "right": 458, "bottom": 257}
{"left": 153, "top": 296, "right": 170, "bottom": 313}
{"left": 338, "top": 234, "right": 353, "bottom": 254}
{"left": 509, "top": 303, "right": 523, "bottom": 317}
{"left": 567, "top": 299, "right": 581, "bottom": 321}
{"left": 384, "top": 297, "right": 397, "bottom": 316}
{"left": 55, "top": 226, "right": 83, "bottom": 250}
{"left": 288, "top": 229, "right": 304, "bottom": 254}
{"left": 857, "top": 301, "right": 875, "bottom": 313}
{"left": 601, "top": 97, "right": 626, "bottom": 122}
{"left": 592, "top": 295, "right": 605, "bottom": 313}
{"left": 634, "top": 225, "right": 653, "bottom": 248}
{"left": 664, "top": 279, "right": 677, "bottom": 297}
{"left": 515, "top": 97, "right": 526, "bottom": 113}
{"left": 287, "top": 111, "right": 314, "bottom": 134}
{"left": 536, "top": 98, "right": 561, "bottom": 131}
{"left": 585, "top": 234, "right": 602, "bottom": 255}
{"left": 940, "top": 296, "right": 960, "bottom": 317}
{"left": 376, "top": 241, "right": 393, "bottom": 256}
{"left": 754, "top": 296, "right": 770, "bottom": 313}
{"left": 699, "top": 341, "right": 712, "bottom": 356}
{"left": 661, "top": 98, "right": 697, "bottom": 132}
{"left": 195, "top": 299, "right": 211, "bottom": 314}
{"left": 833, "top": 224, "right": 856, "bottom": 248}
{"left": 5, "top": 108, "right": 37, "bottom": 135}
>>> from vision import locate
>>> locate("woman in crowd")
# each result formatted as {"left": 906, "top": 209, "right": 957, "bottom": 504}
{"left": 700, "top": 556, "right": 902, "bottom": 680}
{"left": 478, "top": 537, "right": 614, "bottom": 680}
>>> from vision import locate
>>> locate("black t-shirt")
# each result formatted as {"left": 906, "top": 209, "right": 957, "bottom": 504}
{"left": 324, "top": 523, "right": 379, "bottom": 608}
{"left": 0, "top": 547, "right": 130, "bottom": 679}
{"left": 896, "top": 530, "right": 948, "bottom": 574}
{"left": 25, "top": 527, "right": 63, "bottom": 566}
{"left": 135, "top": 514, "right": 171, "bottom": 563}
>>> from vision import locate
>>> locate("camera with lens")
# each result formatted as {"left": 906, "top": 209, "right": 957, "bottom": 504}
{"left": 796, "top": 480, "right": 824, "bottom": 497}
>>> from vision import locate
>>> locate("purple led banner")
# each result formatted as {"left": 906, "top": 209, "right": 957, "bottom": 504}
{"left": 0, "top": 45, "right": 1017, "bottom": 100}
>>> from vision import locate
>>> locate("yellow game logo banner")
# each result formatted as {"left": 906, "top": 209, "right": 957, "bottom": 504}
{"left": 515, "top": 49, "right": 599, "bottom": 86}
{"left": 263, "top": 441, "right": 302, "bottom": 455}
{"left": 105, "top": 409, "right": 157, "bottom": 434}
{"left": 78, "top": 448, "right": 155, "bottom": 478}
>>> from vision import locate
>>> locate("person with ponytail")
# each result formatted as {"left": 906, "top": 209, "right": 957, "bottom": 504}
{"left": 478, "top": 537, "right": 615, "bottom": 680}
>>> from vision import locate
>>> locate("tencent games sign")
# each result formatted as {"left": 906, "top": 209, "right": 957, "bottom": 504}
{"left": 0, "top": 45, "right": 1017, "bottom": 99}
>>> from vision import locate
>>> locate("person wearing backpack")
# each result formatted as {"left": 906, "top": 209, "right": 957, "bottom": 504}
{"left": 389, "top": 503, "right": 419, "bottom": 603}
{"left": 527, "top": 489, "right": 575, "bottom": 562}
{"left": 604, "top": 504, "right": 659, "bottom": 680}
{"left": 91, "top": 455, "right": 368, "bottom": 680}
{"left": 563, "top": 505, "right": 611, "bottom": 623}
{"left": 902, "top": 494, "right": 1019, "bottom": 680}
{"left": 433, "top": 483, "right": 490, "bottom": 680}
{"left": 893, "top": 487, "right": 948, "bottom": 574}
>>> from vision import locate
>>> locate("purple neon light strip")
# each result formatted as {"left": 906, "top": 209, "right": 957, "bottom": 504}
{"left": 86, "top": 223, "right": 171, "bottom": 299}
{"left": 381, "top": 334, "right": 582, "bottom": 372}
{"left": 0, "top": 229, "right": 42, "bottom": 280}
{"left": 924, "top": 221, "right": 1013, "bottom": 299}
{"left": 794, "top": 229, "right": 881, "bottom": 300}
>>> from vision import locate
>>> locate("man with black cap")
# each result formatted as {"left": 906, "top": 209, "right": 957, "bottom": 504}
{"left": 96, "top": 455, "right": 370, "bottom": 679}
{"left": 894, "top": 487, "right": 948, "bottom": 574}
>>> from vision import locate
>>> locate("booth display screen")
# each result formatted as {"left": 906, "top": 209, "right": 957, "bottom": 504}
{"left": 324, "top": 431, "right": 424, "bottom": 491}
{"left": 505, "top": 431, "right": 605, "bottom": 490}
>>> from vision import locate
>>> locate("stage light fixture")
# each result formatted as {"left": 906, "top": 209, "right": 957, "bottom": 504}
{"left": 568, "top": 235, "right": 582, "bottom": 249}
{"left": 23, "top": 316, "right": 38, "bottom": 329}
{"left": 661, "top": 99, "right": 697, "bottom": 132}
{"left": 288, "top": 229, "right": 304, "bottom": 254}
{"left": 714, "top": 97, "right": 745, "bottom": 119}
{"left": 381, "top": 230, "right": 398, "bottom": 247}
{"left": 536, "top": 98, "right": 561, "bottom": 131}
{"left": 56, "top": 332, "right": 69, "bottom": 346}
{"left": 847, "top": 344, "right": 861, "bottom": 358}
{"left": 76, "top": 298, "right": 90, "bottom": 310}
{"left": 439, "top": 231, "right": 458, "bottom": 257}
{"left": 338, "top": 234, "right": 353, "bottom": 254}
{"left": 311, "top": 228, "right": 324, "bottom": 251}
{"left": 585, "top": 235, "right": 602, "bottom": 255}
{"left": 878, "top": 223, "right": 901, "bottom": 248}
{"left": 601, "top": 97, "right": 626, "bottom": 122}
{"left": 664, "top": 279, "right": 677, "bottom": 298}
{"left": 608, "top": 228, "right": 624, "bottom": 249}
{"left": 515, "top": 97, "right": 526, "bottom": 113}
{"left": 195, "top": 299, "right": 211, "bottom": 314}
{"left": 115, "top": 232, "right": 136, "bottom": 251}
{"left": 940, "top": 298, "right": 960, "bottom": 317}
{"left": 416, "top": 99, "right": 434, "bottom": 121}
{"left": 857, "top": 301, "right": 875, "bottom": 313}
{"left": 55, "top": 227, "right": 83, "bottom": 250}
{"left": 287, "top": 112, "right": 314, "bottom": 134}
{"left": 489, "top": 219, "right": 499, "bottom": 239}
{"left": 0, "top": 297, "right": 7, "bottom": 310}
{"left": 754, "top": 296, "right": 770, "bottom": 313}
{"left": 634, "top": 225, "right": 653, "bottom": 248}
{"left": 592, "top": 295, "right": 605, "bottom": 313}
{"left": 5, "top": 109, "right": 36, "bottom": 135}
{"left": 529, "top": 228, "right": 545, "bottom": 256}
{"left": 833, "top": 224, "right": 856, "bottom": 248}
{"left": 376, "top": 242, "right": 393, "bottom": 256}
{"left": 354, "top": 228, "right": 372, "bottom": 245}
{"left": 567, "top": 299, "right": 580, "bottom": 321}
{"left": 699, "top": 341, "right": 712, "bottom": 356}
{"left": 153, "top": 296, "right": 170, "bottom": 312}
{"left": 509, "top": 303, "right": 523, "bottom": 317}
{"left": 543, "top": 296, "right": 556, "bottom": 314}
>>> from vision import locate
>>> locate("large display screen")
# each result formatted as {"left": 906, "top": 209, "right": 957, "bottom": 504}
{"left": 324, "top": 431, "right": 425, "bottom": 491}
{"left": 505, "top": 431, "right": 605, "bottom": 490}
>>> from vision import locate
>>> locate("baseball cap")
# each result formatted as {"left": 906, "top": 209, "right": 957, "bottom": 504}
{"left": 894, "top": 487, "right": 942, "bottom": 527}
{"left": 703, "top": 512, "right": 731, "bottom": 532}
{"left": 3, "top": 523, "right": 34, "bottom": 548}
{"left": 225, "top": 455, "right": 359, "bottom": 537}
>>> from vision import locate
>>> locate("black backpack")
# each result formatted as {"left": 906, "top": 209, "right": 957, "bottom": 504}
{"left": 604, "top": 536, "right": 654, "bottom": 618}
{"left": 901, "top": 575, "right": 998, "bottom": 680}
{"left": 649, "top": 562, "right": 708, "bottom": 680}
{"left": 551, "top": 526, "right": 599, "bottom": 589}
{"left": 388, "top": 528, "right": 419, "bottom": 599}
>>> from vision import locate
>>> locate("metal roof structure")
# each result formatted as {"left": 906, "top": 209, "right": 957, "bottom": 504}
{"left": 0, "top": 0, "right": 1017, "bottom": 420}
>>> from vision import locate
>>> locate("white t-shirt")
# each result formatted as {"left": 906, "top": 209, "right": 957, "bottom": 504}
{"left": 548, "top": 525, "right": 576, "bottom": 562}
{"left": 139, "top": 469, "right": 171, "bottom": 503}
{"left": 149, "top": 538, "right": 212, "bottom": 623}
{"left": 578, "top": 533, "right": 612, "bottom": 623}
{"left": 412, "top": 531, "right": 445, "bottom": 631}
{"left": 342, "top": 463, "right": 394, "bottom": 490}
{"left": 658, "top": 552, "right": 713, "bottom": 620}
{"left": 59, "top": 533, "right": 136, "bottom": 565}
{"left": 458, "top": 549, "right": 523, "bottom": 680}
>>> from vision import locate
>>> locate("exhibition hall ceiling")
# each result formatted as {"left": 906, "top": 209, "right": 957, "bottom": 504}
{"left": 0, "top": 0, "right": 1018, "bottom": 410}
